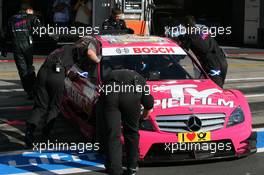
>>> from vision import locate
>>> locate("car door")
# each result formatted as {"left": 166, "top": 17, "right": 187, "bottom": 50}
{"left": 64, "top": 60, "right": 100, "bottom": 116}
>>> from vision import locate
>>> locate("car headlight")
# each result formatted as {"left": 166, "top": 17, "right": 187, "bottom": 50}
{"left": 227, "top": 107, "right": 245, "bottom": 127}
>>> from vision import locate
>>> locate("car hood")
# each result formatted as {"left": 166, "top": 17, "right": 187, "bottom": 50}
{"left": 146, "top": 79, "right": 238, "bottom": 115}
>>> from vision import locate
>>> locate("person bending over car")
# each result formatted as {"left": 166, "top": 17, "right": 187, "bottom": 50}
{"left": 97, "top": 69, "right": 154, "bottom": 175}
{"left": 24, "top": 37, "right": 100, "bottom": 147}
{"left": 179, "top": 15, "right": 228, "bottom": 88}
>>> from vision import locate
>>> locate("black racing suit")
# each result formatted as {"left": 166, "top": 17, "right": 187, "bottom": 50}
{"left": 102, "top": 17, "right": 127, "bottom": 30}
{"left": 26, "top": 45, "right": 75, "bottom": 137}
{"left": 8, "top": 11, "right": 41, "bottom": 94}
{"left": 180, "top": 33, "right": 228, "bottom": 88}
{"left": 102, "top": 17, "right": 134, "bottom": 34}
{"left": 97, "top": 69, "right": 154, "bottom": 175}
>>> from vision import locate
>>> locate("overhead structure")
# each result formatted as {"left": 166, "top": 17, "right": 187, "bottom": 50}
{"left": 118, "top": 0, "right": 154, "bottom": 35}
{"left": 93, "top": 0, "right": 153, "bottom": 35}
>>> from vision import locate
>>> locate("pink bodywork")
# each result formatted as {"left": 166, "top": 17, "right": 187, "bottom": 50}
{"left": 138, "top": 80, "right": 252, "bottom": 159}
{"left": 62, "top": 35, "right": 253, "bottom": 161}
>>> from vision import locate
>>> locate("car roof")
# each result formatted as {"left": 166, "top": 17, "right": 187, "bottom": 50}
{"left": 96, "top": 34, "right": 179, "bottom": 48}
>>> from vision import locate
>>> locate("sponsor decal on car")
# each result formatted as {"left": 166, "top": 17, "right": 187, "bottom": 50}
{"left": 102, "top": 47, "right": 186, "bottom": 56}
{"left": 177, "top": 132, "right": 211, "bottom": 143}
{"left": 153, "top": 84, "right": 235, "bottom": 109}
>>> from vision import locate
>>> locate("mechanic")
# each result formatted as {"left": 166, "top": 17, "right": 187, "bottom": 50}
{"left": 102, "top": 8, "right": 134, "bottom": 34}
{"left": 8, "top": 3, "right": 41, "bottom": 98}
{"left": 24, "top": 37, "right": 100, "bottom": 147}
{"left": 179, "top": 15, "right": 228, "bottom": 88}
{"left": 97, "top": 69, "right": 154, "bottom": 175}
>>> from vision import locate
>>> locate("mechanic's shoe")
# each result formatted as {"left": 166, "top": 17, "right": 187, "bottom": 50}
{"left": 25, "top": 123, "right": 37, "bottom": 148}
{"left": 24, "top": 132, "right": 37, "bottom": 148}
{"left": 40, "top": 120, "right": 56, "bottom": 143}
{"left": 27, "top": 91, "right": 34, "bottom": 100}
{"left": 123, "top": 167, "right": 138, "bottom": 175}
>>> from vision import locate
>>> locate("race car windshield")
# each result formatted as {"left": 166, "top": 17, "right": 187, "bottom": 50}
{"left": 101, "top": 55, "right": 206, "bottom": 81}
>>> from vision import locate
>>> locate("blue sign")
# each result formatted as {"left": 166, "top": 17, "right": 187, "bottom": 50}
{"left": 257, "top": 132, "right": 264, "bottom": 148}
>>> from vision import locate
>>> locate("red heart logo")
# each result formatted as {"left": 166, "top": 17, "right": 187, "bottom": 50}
{"left": 187, "top": 133, "right": 196, "bottom": 141}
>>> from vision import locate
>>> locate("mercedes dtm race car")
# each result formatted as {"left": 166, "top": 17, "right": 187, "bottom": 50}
{"left": 61, "top": 35, "right": 256, "bottom": 162}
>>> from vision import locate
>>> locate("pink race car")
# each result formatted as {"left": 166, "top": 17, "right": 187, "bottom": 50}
{"left": 61, "top": 35, "right": 256, "bottom": 162}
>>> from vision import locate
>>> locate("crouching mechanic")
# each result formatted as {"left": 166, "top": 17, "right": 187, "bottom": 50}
{"left": 25, "top": 37, "right": 100, "bottom": 147}
{"left": 98, "top": 69, "right": 154, "bottom": 175}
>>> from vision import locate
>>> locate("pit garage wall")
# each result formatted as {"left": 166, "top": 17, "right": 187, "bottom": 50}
{"left": 93, "top": 0, "right": 112, "bottom": 28}
{"left": 258, "top": 0, "right": 264, "bottom": 47}
{"left": 244, "top": 0, "right": 260, "bottom": 45}
{"left": 185, "top": 0, "right": 261, "bottom": 46}
{"left": 184, "top": 0, "right": 245, "bottom": 45}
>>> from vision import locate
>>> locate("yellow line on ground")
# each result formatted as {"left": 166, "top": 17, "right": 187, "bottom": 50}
{"left": 0, "top": 72, "right": 19, "bottom": 78}
{"left": 229, "top": 63, "right": 264, "bottom": 68}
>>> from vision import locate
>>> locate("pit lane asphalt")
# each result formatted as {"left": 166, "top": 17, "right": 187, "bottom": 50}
{"left": 73, "top": 153, "right": 264, "bottom": 175}
{"left": 0, "top": 55, "right": 263, "bottom": 175}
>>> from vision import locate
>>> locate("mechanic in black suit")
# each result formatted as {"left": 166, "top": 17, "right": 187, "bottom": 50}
{"left": 179, "top": 15, "right": 228, "bottom": 88}
{"left": 102, "top": 8, "right": 134, "bottom": 34}
{"left": 25, "top": 37, "right": 100, "bottom": 147}
{"left": 8, "top": 3, "right": 41, "bottom": 98}
{"left": 97, "top": 69, "right": 154, "bottom": 175}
